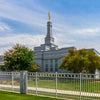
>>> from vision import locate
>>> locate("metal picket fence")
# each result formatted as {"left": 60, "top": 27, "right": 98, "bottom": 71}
{"left": 0, "top": 71, "right": 100, "bottom": 100}
{"left": 28, "top": 72, "right": 100, "bottom": 100}
{"left": 0, "top": 72, "right": 20, "bottom": 92}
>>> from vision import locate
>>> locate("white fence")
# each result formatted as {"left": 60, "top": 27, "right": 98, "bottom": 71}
{"left": 0, "top": 71, "right": 100, "bottom": 100}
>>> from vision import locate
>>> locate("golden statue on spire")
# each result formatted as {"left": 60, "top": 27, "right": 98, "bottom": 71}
{"left": 48, "top": 12, "right": 51, "bottom": 20}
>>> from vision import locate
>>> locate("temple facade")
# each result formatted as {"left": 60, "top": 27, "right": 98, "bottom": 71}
{"left": 34, "top": 17, "right": 100, "bottom": 72}
{"left": 34, "top": 20, "right": 76, "bottom": 72}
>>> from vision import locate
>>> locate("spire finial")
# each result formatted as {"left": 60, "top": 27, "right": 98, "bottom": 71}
{"left": 48, "top": 12, "right": 50, "bottom": 20}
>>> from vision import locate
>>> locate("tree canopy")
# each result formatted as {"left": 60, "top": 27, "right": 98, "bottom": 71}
{"left": 59, "top": 49, "right": 100, "bottom": 73}
{"left": 3, "top": 44, "right": 39, "bottom": 72}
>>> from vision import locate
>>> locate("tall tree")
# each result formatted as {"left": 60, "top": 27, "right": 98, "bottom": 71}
{"left": 3, "top": 44, "right": 39, "bottom": 71}
{"left": 59, "top": 49, "right": 100, "bottom": 73}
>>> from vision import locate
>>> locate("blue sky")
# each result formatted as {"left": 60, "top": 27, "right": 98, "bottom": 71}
{"left": 0, "top": 0, "right": 100, "bottom": 54}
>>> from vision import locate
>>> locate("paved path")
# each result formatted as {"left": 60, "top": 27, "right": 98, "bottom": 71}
{"left": 0, "top": 84, "right": 100, "bottom": 97}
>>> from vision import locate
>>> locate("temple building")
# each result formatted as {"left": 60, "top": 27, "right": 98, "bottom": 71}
{"left": 34, "top": 13, "right": 75, "bottom": 72}
{"left": 34, "top": 13, "right": 100, "bottom": 72}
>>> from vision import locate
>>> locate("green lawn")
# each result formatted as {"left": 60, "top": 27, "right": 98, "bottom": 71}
{"left": 0, "top": 91, "right": 61, "bottom": 100}
{"left": 28, "top": 78, "right": 100, "bottom": 93}
{"left": 0, "top": 78, "right": 100, "bottom": 93}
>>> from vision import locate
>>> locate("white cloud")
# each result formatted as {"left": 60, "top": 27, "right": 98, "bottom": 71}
{"left": 0, "top": 34, "right": 45, "bottom": 46}
{"left": 53, "top": 32, "right": 77, "bottom": 49}
{"left": 0, "top": 32, "right": 75, "bottom": 55}
{"left": 0, "top": 32, "right": 100, "bottom": 55}
{"left": 54, "top": 32, "right": 100, "bottom": 53}
{"left": 0, "top": 22, "right": 11, "bottom": 32}
{"left": 0, "top": 46, "right": 12, "bottom": 55}
{"left": 54, "top": 33, "right": 75, "bottom": 47}
{"left": 73, "top": 28, "right": 100, "bottom": 35}
{"left": 0, "top": 34, "right": 45, "bottom": 54}
{"left": 0, "top": 1, "right": 47, "bottom": 29}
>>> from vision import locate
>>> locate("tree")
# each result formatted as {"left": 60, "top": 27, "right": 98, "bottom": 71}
{"left": 28, "top": 64, "right": 40, "bottom": 72}
{"left": 59, "top": 49, "right": 100, "bottom": 73}
{"left": 3, "top": 44, "right": 39, "bottom": 71}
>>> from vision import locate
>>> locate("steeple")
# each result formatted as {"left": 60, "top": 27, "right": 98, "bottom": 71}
{"left": 34, "top": 12, "right": 58, "bottom": 51}
{"left": 45, "top": 12, "right": 54, "bottom": 45}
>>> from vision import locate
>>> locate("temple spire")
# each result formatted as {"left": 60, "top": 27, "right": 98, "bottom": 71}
{"left": 45, "top": 12, "right": 54, "bottom": 45}
{"left": 34, "top": 12, "right": 58, "bottom": 51}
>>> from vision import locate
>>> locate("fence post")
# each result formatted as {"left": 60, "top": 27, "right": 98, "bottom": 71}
{"left": 12, "top": 72, "right": 14, "bottom": 91}
{"left": 36, "top": 72, "right": 37, "bottom": 95}
{"left": 80, "top": 73, "right": 81, "bottom": 100}
{"left": 56, "top": 72, "right": 57, "bottom": 98}
{"left": 20, "top": 71, "right": 27, "bottom": 94}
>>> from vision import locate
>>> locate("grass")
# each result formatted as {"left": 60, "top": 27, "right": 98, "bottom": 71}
{"left": 0, "top": 90, "right": 61, "bottom": 100}
{"left": 1, "top": 90, "right": 100, "bottom": 100}
{"left": 0, "top": 79, "right": 100, "bottom": 100}
{"left": 0, "top": 78, "right": 100, "bottom": 93}
{"left": 28, "top": 78, "right": 100, "bottom": 93}
{"left": 28, "top": 90, "right": 100, "bottom": 100}
{"left": 0, "top": 76, "right": 100, "bottom": 100}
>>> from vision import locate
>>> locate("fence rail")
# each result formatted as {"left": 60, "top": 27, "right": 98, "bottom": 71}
{"left": 0, "top": 71, "right": 100, "bottom": 100}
